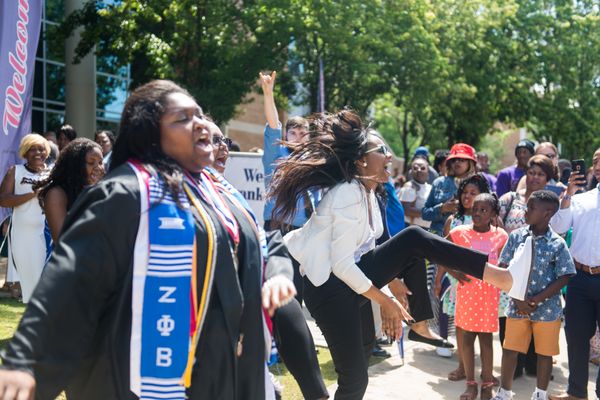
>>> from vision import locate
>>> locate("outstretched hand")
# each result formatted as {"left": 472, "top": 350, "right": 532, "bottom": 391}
{"left": 259, "top": 71, "right": 276, "bottom": 96}
{"left": 380, "top": 297, "right": 413, "bottom": 341}
{"left": 262, "top": 275, "right": 296, "bottom": 316}
{"left": 0, "top": 370, "right": 35, "bottom": 400}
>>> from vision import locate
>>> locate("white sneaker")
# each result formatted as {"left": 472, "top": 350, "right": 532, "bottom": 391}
{"left": 493, "top": 387, "right": 514, "bottom": 400}
{"left": 435, "top": 346, "right": 452, "bottom": 357}
{"left": 506, "top": 236, "right": 533, "bottom": 301}
{"left": 531, "top": 389, "right": 547, "bottom": 400}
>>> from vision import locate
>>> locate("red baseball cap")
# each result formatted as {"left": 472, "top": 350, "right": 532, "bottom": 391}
{"left": 446, "top": 143, "right": 476, "bottom": 162}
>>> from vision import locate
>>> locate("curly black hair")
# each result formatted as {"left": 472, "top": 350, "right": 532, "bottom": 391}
{"left": 455, "top": 173, "right": 491, "bottom": 218}
{"left": 473, "top": 192, "right": 501, "bottom": 220}
{"left": 529, "top": 190, "right": 560, "bottom": 214}
{"left": 269, "top": 109, "right": 370, "bottom": 225}
{"left": 34, "top": 138, "right": 103, "bottom": 211}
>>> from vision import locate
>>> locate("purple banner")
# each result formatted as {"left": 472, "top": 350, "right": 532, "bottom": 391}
{"left": 0, "top": 0, "right": 43, "bottom": 184}
{"left": 0, "top": 0, "right": 42, "bottom": 219}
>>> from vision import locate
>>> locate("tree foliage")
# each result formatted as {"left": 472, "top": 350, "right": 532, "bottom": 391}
{"left": 59, "top": 0, "right": 600, "bottom": 159}
{"left": 59, "top": 0, "right": 294, "bottom": 123}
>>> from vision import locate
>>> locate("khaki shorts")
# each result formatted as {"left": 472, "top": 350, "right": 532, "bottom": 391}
{"left": 503, "top": 317, "right": 562, "bottom": 356}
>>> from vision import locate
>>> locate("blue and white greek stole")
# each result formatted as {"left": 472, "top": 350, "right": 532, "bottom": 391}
{"left": 129, "top": 162, "right": 214, "bottom": 399}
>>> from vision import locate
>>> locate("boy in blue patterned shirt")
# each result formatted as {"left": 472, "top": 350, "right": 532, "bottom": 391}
{"left": 493, "top": 191, "right": 576, "bottom": 400}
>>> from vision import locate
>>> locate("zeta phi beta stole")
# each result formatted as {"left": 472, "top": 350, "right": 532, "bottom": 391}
{"left": 128, "top": 162, "right": 217, "bottom": 399}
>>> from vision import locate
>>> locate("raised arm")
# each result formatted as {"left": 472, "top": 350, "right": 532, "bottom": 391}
{"left": 260, "top": 71, "right": 286, "bottom": 179}
{"left": 260, "top": 71, "right": 280, "bottom": 129}
{"left": 550, "top": 171, "right": 585, "bottom": 233}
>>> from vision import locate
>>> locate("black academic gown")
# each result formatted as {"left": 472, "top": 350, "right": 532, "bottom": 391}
{"left": 1, "top": 165, "right": 290, "bottom": 400}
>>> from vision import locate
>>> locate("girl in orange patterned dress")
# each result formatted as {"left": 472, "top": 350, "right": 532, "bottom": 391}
{"left": 447, "top": 193, "right": 508, "bottom": 400}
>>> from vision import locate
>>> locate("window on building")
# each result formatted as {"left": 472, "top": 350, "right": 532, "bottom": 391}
{"left": 32, "top": 0, "right": 130, "bottom": 135}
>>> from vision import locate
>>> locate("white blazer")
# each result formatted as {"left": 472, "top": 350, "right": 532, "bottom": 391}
{"left": 284, "top": 180, "right": 383, "bottom": 294}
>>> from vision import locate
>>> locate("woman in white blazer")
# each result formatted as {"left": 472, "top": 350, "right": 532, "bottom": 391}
{"left": 269, "top": 110, "right": 520, "bottom": 400}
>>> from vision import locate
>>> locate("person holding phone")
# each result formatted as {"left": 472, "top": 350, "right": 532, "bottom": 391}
{"left": 549, "top": 148, "right": 600, "bottom": 400}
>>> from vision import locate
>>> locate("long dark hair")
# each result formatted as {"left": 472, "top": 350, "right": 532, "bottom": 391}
{"left": 34, "top": 138, "right": 102, "bottom": 210}
{"left": 455, "top": 173, "right": 491, "bottom": 218}
{"left": 111, "top": 80, "right": 198, "bottom": 201}
{"left": 269, "top": 109, "right": 369, "bottom": 224}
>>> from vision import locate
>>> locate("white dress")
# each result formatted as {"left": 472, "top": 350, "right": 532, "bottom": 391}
{"left": 7, "top": 164, "right": 50, "bottom": 303}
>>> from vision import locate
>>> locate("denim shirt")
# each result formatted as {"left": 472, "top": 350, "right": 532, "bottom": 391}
{"left": 262, "top": 123, "right": 320, "bottom": 226}
{"left": 422, "top": 176, "right": 457, "bottom": 235}
{"left": 499, "top": 226, "right": 576, "bottom": 321}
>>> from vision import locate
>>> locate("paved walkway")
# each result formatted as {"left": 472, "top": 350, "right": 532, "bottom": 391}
{"left": 3, "top": 258, "right": 597, "bottom": 399}
{"left": 304, "top": 307, "right": 599, "bottom": 399}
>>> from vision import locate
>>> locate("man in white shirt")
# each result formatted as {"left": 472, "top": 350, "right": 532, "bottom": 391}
{"left": 549, "top": 148, "right": 600, "bottom": 400}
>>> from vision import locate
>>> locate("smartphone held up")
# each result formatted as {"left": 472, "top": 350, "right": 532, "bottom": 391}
{"left": 571, "top": 159, "right": 587, "bottom": 187}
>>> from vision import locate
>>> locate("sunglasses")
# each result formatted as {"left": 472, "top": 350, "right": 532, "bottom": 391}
{"left": 364, "top": 145, "right": 390, "bottom": 156}
{"left": 212, "top": 136, "right": 233, "bottom": 149}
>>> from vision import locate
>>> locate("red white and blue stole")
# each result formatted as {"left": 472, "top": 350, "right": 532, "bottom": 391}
{"left": 129, "top": 161, "right": 217, "bottom": 399}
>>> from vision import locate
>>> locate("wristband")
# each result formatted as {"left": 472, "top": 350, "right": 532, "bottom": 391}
{"left": 562, "top": 194, "right": 571, "bottom": 201}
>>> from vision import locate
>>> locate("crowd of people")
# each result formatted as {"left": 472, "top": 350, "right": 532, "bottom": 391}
{"left": 0, "top": 74, "right": 597, "bottom": 400}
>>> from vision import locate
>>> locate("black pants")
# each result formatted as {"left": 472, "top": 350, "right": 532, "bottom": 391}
{"left": 264, "top": 222, "right": 324, "bottom": 397}
{"left": 304, "top": 226, "right": 489, "bottom": 399}
{"left": 564, "top": 270, "right": 600, "bottom": 399}
{"left": 272, "top": 299, "right": 328, "bottom": 399}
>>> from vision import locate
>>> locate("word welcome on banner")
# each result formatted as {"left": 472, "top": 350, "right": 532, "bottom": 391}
{"left": 224, "top": 153, "right": 266, "bottom": 225}
{"left": 0, "top": 0, "right": 43, "bottom": 191}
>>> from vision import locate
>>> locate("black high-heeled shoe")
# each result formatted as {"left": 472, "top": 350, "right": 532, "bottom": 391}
{"left": 408, "top": 329, "right": 454, "bottom": 348}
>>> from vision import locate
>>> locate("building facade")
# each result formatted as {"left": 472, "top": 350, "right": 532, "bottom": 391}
{"left": 33, "top": 0, "right": 296, "bottom": 150}
{"left": 32, "top": 0, "right": 130, "bottom": 138}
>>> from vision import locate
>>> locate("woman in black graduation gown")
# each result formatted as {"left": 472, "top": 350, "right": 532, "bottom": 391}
{"left": 0, "top": 80, "right": 295, "bottom": 400}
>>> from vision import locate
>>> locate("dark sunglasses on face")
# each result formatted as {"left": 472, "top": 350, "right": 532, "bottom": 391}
{"left": 212, "top": 136, "right": 233, "bottom": 149}
{"left": 364, "top": 145, "right": 390, "bottom": 156}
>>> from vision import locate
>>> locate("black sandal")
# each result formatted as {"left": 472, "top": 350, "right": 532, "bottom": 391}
{"left": 408, "top": 329, "right": 454, "bottom": 348}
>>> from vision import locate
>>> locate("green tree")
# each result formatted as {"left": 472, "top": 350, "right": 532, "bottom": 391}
{"left": 374, "top": 0, "right": 521, "bottom": 155}
{"left": 285, "top": 0, "right": 392, "bottom": 116}
{"left": 58, "top": 0, "right": 295, "bottom": 123}
{"left": 510, "top": 0, "right": 600, "bottom": 158}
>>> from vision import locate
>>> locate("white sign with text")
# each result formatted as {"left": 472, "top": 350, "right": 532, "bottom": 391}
{"left": 224, "top": 152, "right": 266, "bottom": 226}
